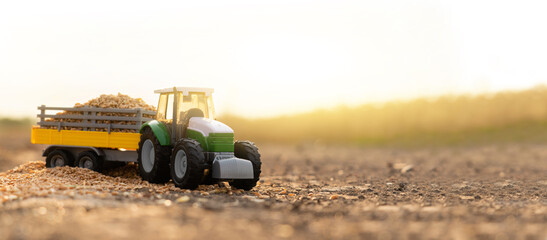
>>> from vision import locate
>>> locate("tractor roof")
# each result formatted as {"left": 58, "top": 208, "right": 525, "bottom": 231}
{"left": 154, "top": 87, "right": 214, "bottom": 96}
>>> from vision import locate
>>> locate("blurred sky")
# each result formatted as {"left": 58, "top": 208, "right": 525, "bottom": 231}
{"left": 1, "top": 0, "right": 547, "bottom": 118}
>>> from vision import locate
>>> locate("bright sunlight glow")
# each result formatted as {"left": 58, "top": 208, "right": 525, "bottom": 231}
{"left": 1, "top": 0, "right": 546, "bottom": 118}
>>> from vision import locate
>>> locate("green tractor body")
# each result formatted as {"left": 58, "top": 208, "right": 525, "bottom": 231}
{"left": 140, "top": 120, "right": 235, "bottom": 152}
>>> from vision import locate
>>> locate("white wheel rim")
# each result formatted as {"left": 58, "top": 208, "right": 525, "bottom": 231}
{"left": 53, "top": 155, "right": 64, "bottom": 167}
{"left": 174, "top": 149, "right": 188, "bottom": 179}
{"left": 142, "top": 139, "right": 155, "bottom": 172}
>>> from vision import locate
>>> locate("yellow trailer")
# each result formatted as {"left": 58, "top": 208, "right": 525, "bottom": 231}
{"left": 31, "top": 127, "right": 141, "bottom": 150}
{"left": 32, "top": 105, "right": 156, "bottom": 171}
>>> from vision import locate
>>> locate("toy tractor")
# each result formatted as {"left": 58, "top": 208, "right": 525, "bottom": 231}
{"left": 138, "top": 87, "right": 261, "bottom": 190}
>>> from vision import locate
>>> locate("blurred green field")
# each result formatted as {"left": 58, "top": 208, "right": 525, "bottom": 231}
{"left": 2, "top": 86, "right": 547, "bottom": 147}
{"left": 0, "top": 118, "right": 32, "bottom": 127}
{"left": 220, "top": 86, "right": 547, "bottom": 146}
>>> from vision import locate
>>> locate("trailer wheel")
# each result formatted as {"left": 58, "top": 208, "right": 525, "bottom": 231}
{"left": 45, "top": 150, "right": 74, "bottom": 168}
{"left": 138, "top": 127, "right": 171, "bottom": 183}
{"left": 76, "top": 151, "right": 103, "bottom": 172}
{"left": 229, "top": 141, "right": 261, "bottom": 191}
{"left": 170, "top": 138, "right": 205, "bottom": 189}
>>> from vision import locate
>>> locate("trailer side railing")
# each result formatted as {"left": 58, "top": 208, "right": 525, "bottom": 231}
{"left": 37, "top": 105, "right": 156, "bottom": 133}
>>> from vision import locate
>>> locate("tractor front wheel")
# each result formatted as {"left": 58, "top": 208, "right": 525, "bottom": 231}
{"left": 170, "top": 139, "right": 206, "bottom": 190}
{"left": 229, "top": 141, "right": 261, "bottom": 191}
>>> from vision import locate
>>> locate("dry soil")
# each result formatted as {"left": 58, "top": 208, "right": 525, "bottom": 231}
{"left": 0, "top": 132, "right": 546, "bottom": 240}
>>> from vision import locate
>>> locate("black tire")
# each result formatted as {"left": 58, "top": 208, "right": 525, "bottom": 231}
{"left": 229, "top": 141, "right": 261, "bottom": 191}
{"left": 137, "top": 127, "right": 171, "bottom": 183}
{"left": 75, "top": 151, "right": 103, "bottom": 172}
{"left": 45, "top": 150, "right": 74, "bottom": 168}
{"left": 170, "top": 138, "right": 206, "bottom": 189}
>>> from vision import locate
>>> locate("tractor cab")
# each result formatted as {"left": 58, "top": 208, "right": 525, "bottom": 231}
{"left": 154, "top": 87, "right": 215, "bottom": 122}
{"left": 153, "top": 87, "right": 222, "bottom": 144}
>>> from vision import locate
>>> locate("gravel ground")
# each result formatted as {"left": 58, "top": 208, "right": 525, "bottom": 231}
{"left": 0, "top": 141, "right": 546, "bottom": 240}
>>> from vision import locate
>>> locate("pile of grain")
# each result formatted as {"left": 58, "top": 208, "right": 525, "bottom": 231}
{"left": 0, "top": 162, "right": 185, "bottom": 203}
{"left": 73, "top": 93, "right": 156, "bottom": 111}
{"left": 0, "top": 161, "right": 244, "bottom": 204}
{"left": 44, "top": 93, "right": 156, "bottom": 133}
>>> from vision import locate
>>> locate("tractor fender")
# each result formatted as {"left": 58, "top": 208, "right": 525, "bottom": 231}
{"left": 140, "top": 120, "right": 171, "bottom": 146}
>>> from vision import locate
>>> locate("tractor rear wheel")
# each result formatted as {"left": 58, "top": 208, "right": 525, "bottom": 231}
{"left": 137, "top": 127, "right": 171, "bottom": 183}
{"left": 170, "top": 138, "right": 206, "bottom": 190}
{"left": 229, "top": 141, "right": 261, "bottom": 191}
